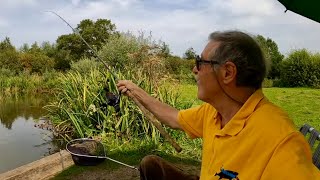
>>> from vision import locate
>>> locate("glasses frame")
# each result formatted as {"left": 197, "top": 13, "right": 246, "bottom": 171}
{"left": 195, "top": 55, "right": 220, "bottom": 71}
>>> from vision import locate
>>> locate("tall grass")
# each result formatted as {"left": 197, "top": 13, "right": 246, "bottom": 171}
{"left": 44, "top": 68, "right": 203, "bottom": 159}
{"left": 0, "top": 71, "right": 60, "bottom": 96}
{"left": 45, "top": 69, "right": 189, "bottom": 140}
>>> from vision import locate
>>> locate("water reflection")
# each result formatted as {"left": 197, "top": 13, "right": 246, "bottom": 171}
{"left": 0, "top": 95, "right": 60, "bottom": 173}
{"left": 0, "top": 96, "right": 46, "bottom": 129}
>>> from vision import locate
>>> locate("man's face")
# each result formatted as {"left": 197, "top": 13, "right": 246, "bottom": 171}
{"left": 193, "top": 41, "right": 221, "bottom": 102}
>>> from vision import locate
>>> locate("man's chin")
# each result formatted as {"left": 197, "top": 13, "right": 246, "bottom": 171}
{"left": 197, "top": 93, "right": 204, "bottom": 101}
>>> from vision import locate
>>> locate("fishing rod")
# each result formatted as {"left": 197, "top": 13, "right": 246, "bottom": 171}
{"left": 45, "top": 11, "right": 119, "bottom": 80}
{"left": 47, "top": 11, "right": 182, "bottom": 153}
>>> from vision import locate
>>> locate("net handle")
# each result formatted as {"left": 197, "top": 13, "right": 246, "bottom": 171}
{"left": 66, "top": 138, "right": 138, "bottom": 170}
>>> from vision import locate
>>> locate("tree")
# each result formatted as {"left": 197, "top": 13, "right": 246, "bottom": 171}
{"left": 16, "top": 42, "right": 55, "bottom": 74}
{"left": 41, "top": 41, "right": 56, "bottom": 58}
{"left": 159, "top": 42, "right": 170, "bottom": 58}
{"left": 0, "top": 37, "right": 22, "bottom": 73}
{"left": 0, "top": 37, "right": 15, "bottom": 51}
{"left": 99, "top": 34, "right": 141, "bottom": 69}
{"left": 56, "top": 19, "right": 118, "bottom": 61}
{"left": 53, "top": 49, "right": 71, "bottom": 71}
{"left": 183, "top": 47, "right": 196, "bottom": 60}
{"left": 19, "top": 51, "right": 54, "bottom": 74}
{"left": 0, "top": 49, "right": 22, "bottom": 73}
{"left": 255, "top": 35, "right": 284, "bottom": 79}
{"left": 280, "top": 49, "right": 320, "bottom": 87}
{"left": 19, "top": 43, "right": 30, "bottom": 53}
{"left": 29, "top": 42, "right": 42, "bottom": 53}
{"left": 40, "top": 41, "right": 71, "bottom": 71}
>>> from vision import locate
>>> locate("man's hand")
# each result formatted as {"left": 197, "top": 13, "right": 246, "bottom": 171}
{"left": 115, "top": 80, "right": 182, "bottom": 151}
{"left": 117, "top": 80, "right": 139, "bottom": 97}
{"left": 116, "top": 79, "right": 181, "bottom": 130}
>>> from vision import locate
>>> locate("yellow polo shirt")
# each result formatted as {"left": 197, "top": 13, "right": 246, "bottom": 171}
{"left": 178, "top": 89, "right": 320, "bottom": 180}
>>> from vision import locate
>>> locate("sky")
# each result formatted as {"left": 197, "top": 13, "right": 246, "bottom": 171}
{"left": 0, "top": 0, "right": 319, "bottom": 57}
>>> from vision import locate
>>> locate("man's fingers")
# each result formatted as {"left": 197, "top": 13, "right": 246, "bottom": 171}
{"left": 118, "top": 85, "right": 127, "bottom": 92}
{"left": 121, "top": 87, "right": 128, "bottom": 94}
{"left": 116, "top": 80, "right": 131, "bottom": 87}
{"left": 116, "top": 80, "right": 136, "bottom": 98}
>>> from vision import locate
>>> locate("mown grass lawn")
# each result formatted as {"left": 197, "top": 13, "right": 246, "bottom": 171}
{"left": 263, "top": 88, "right": 320, "bottom": 130}
{"left": 52, "top": 142, "right": 200, "bottom": 180}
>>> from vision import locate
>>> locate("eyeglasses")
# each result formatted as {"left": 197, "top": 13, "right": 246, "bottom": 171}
{"left": 195, "top": 55, "right": 220, "bottom": 71}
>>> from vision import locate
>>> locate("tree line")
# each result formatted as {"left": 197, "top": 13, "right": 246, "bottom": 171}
{"left": 0, "top": 18, "right": 319, "bottom": 87}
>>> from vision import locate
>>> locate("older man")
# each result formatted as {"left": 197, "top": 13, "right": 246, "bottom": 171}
{"left": 117, "top": 31, "right": 319, "bottom": 180}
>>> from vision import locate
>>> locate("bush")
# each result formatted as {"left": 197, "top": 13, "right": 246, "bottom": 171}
{"left": 262, "top": 78, "right": 273, "bottom": 88}
{"left": 311, "top": 53, "right": 320, "bottom": 88}
{"left": 42, "top": 70, "right": 62, "bottom": 90}
{"left": 164, "top": 56, "right": 194, "bottom": 83}
{"left": 272, "top": 79, "right": 283, "bottom": 87}
{"left": 0, "top": 68, "right": 15, "bottom": 77}
{"left": 0, "top": 49, "right": 22, "bottom": 74}
{"left": 99, "top": 34, "right": 141, "bottom": 69}
{"left": 279, "top": 49, "right": 320, "bottom": 87}
{"left": 19, "top": 52, "right": 55, "bottom": 74}
{"left": 98, "top": 32, "right": 174, "bottom": 84}
{"left": 70, "top": 58, "right": 102, "bottom": 74}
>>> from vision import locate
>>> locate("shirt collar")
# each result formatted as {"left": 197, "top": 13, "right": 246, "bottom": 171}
{"left": 215, "top": 89, "right": 265, "bottom": 136}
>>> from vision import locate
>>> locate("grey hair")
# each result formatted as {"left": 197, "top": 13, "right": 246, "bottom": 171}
{"left": 208, "top": 30, "right": 267, "bottom": 89}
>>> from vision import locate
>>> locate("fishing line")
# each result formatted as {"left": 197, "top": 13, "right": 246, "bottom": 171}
{"left": 46, "top": 10, "right": 182, "bottom": 153}
{"left": 45, "top": 11, "right": 119, "bottom": 81}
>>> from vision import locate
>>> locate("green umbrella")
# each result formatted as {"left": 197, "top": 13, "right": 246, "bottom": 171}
{"left": 278, "top": 0, "right": 320, "bottom": 23}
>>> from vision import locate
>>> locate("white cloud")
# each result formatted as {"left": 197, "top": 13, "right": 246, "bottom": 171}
{"left": 0, "top": 0, "right": 319, "bottom": 57}
{"left": 71, "top": 0, "right": 81, "bottom": 6}
{"left": 0, "top": 0, "right": 37, "bottom": 7}
{"left": 224, "top": 0, "right": 276, "bottom": 16}
{"left": 0, "top": 18, "right": 8, "bottom": 28}
{"left": 110, "top": 0, "right": 139, "bottom": 7}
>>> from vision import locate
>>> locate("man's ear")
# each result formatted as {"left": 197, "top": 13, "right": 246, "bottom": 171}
{"left": 221, "top": 61, "right": 237, "bottom": 84}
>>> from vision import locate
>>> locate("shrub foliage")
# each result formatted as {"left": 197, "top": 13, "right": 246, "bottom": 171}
{"left": 280, "top": 49, "right": 320, "bottom": 87}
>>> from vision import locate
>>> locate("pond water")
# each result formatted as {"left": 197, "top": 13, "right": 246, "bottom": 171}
{"left": 0, "top": 95, "right": 59, "bottom": 174}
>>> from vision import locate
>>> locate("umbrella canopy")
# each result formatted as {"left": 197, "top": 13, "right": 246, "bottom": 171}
{"left": 278, "top": 0, "right": 320, "bottom": 23}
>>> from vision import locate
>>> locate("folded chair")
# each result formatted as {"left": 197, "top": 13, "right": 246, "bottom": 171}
{"left": 299, "top": 124, "right": 320, "bottom": 169}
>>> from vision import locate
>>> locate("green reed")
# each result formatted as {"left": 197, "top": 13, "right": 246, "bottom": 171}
{"left": 45, "top": 68, "right": 183, "bottom": 141}
{"left": 0, "top": 71, "right": 60, "bottom": 96}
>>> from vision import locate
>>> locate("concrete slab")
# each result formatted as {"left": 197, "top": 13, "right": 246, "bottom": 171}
{"left": 0, "top": 150, "right": 74, "bottom": 180}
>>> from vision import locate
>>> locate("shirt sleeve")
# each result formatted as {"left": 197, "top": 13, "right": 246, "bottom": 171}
{"left": 178, "top": 104, "right": 208, "bottom": 139}
{"left": 261, "top": 132, "right": 320, "bottom": 180}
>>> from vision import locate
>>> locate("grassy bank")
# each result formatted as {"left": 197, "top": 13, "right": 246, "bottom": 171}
{"left": 52, "top": 140, "right": 201, "bottom": 180}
